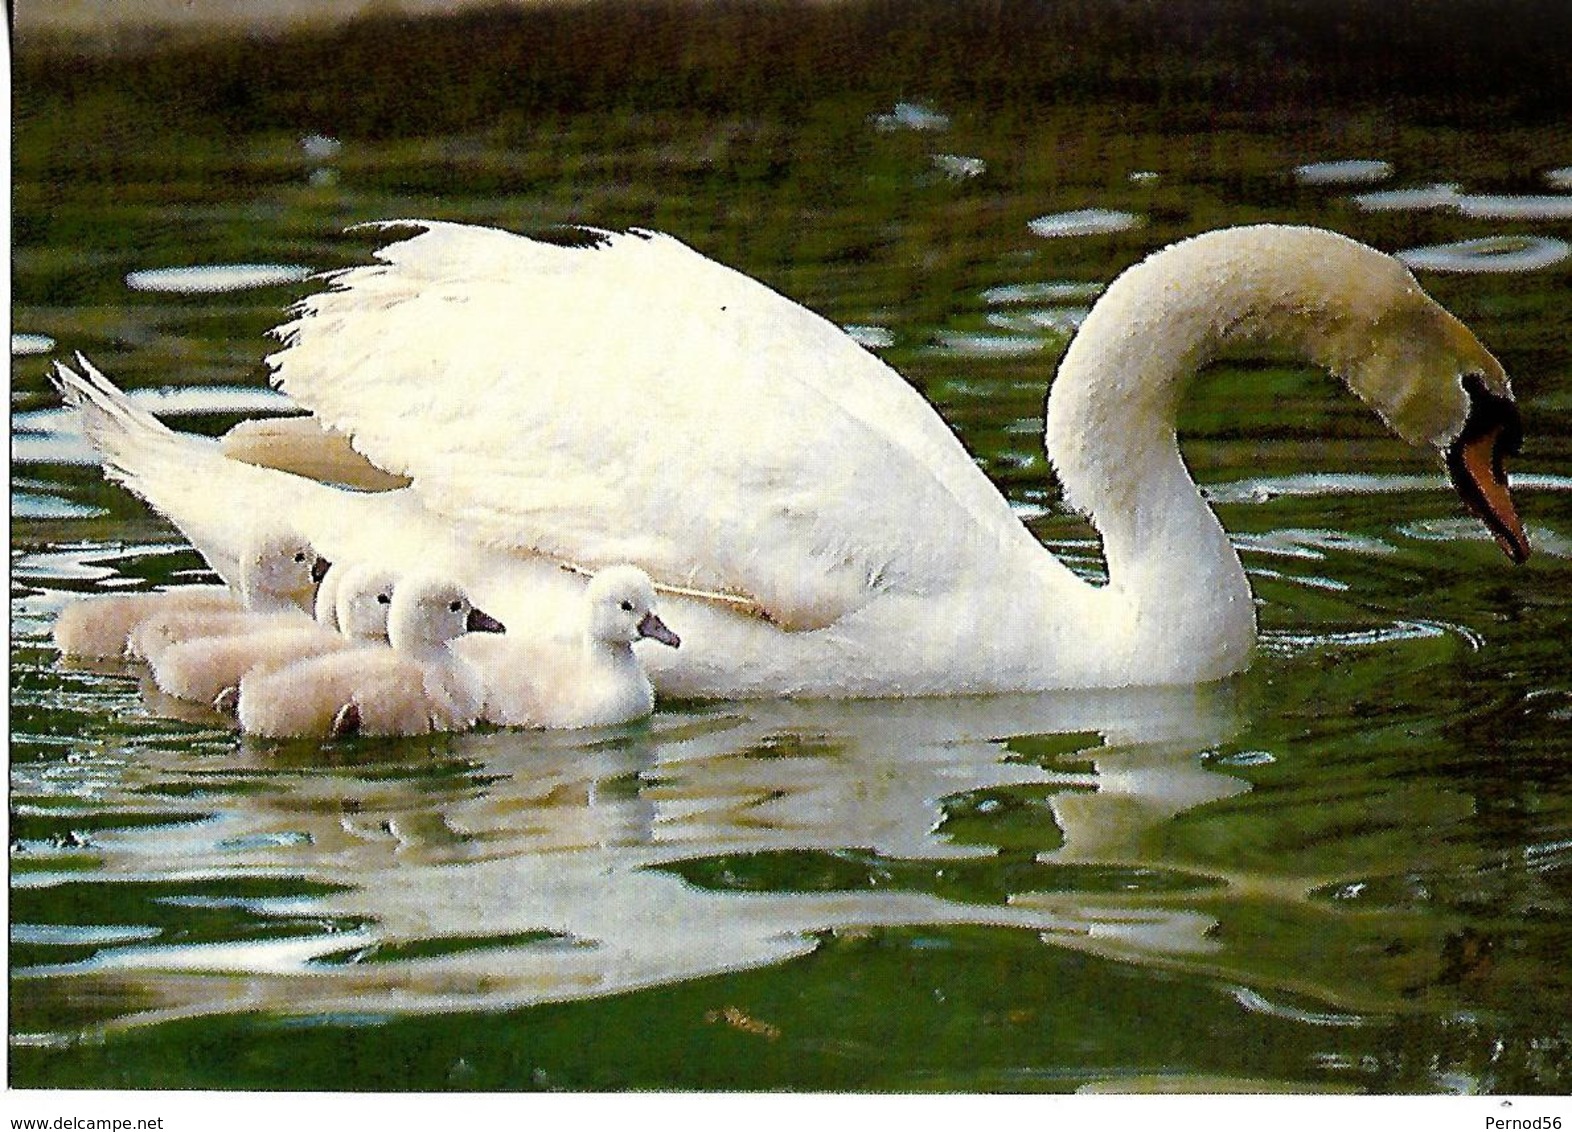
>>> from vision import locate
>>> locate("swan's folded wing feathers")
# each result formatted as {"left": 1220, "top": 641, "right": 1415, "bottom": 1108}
{"left": 267, "top": 222, "right": 1045, "bottom": 627}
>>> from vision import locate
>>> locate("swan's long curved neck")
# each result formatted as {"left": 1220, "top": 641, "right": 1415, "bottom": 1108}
{"left": 1039, "top": 239, "right": 1330, "bottom": 680}
{"left": 1039, "top": 225, "right": 1506, "bottom": 684}
{"left": 1048, "top": 326, "right": 1253, "bottom": 679}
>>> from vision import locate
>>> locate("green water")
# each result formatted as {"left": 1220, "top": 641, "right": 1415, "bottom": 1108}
{"left": 10, "top": 6, "right": 1572, "bottom": 1094}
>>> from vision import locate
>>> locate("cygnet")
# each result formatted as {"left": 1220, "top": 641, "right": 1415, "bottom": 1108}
{"left": 55, "top": 528, "right": 329, "bottom": 661}
{"left": 151, "top": 563, "right": 395, "bottom": 711}
{"left": 237, "top": 575, "right": 504, "bottom": 738}
{"left": 469, "top": 564, "right": 680, "bottom": 730}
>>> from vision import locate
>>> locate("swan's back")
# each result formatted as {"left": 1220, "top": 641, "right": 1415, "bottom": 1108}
{"left": 269, "top": 222, "right": 1051, "bottom": 628}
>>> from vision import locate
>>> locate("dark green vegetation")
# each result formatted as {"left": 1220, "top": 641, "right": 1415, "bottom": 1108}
{"left": 11, "top": 0, "right": 1572, "bottom": 1094}
{"left": 16, "top": 0, "right": 1572, "bottom": 137}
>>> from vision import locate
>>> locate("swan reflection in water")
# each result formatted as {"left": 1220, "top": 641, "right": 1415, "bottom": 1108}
{"left": 20, "top": 682, "right": 1266, "bottom": 1030}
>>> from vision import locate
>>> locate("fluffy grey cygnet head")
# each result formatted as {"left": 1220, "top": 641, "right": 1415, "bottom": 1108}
{"left": 584, "top": 565, "right": 680, "bottom": 649}
{"left": 241, "top": 528, "right": 331, "bottom": 611}
{"left": 332, "top": 564, "right": 400, "bottom": 642}
{"left": 388, "top": 575, "right": 505, "bottom": 652}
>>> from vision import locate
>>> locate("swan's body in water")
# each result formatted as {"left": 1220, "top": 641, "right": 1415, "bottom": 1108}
{"left": 150, "top": 563, "right": 396, "bottom": 709}
{"left": 462, "top": 564, "right": 681, "bottom": 729}
{"left": 236, "top": 575, "right": 504, "bottom": 738}
{"left": 53, "top": 528, "right": 328, "bottom": 660}
{"left": 58, "top": 222, "right": 1528, "bottom": 699}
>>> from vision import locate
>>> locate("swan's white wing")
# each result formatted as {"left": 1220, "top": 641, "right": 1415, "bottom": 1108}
{"left": 267, "top": 222, "right": 1042, "bottom": 628}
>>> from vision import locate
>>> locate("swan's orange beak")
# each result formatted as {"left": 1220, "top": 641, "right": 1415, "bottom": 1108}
{"left": 1446, "top": 377, "right": 1529, "bottom": 564}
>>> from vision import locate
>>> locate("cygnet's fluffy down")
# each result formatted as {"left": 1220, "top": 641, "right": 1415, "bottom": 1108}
{"left": 465, "top": 564, "right": 680, "bottom": 730}
{"left": 121, "top": 530, "right": 331, "bottom": 664}
{"left": 54, "top": 585, "right": 236, "bottom": 660}
{"left": 237, "top": 575, "right": 504, "bottom": 738}
{"left": 150, "top": 563, "right": 396, "bottom": 709}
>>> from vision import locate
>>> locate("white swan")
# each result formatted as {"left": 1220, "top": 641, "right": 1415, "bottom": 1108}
{"left": 60, "top": 222, "right": 1528, "bottom": 698}
{"left": 236, "top": 575, "right": 504, "bottom": 738}
{"left": 149, "top": 563, "right": 395, "bottom": 709}
{"left": 53, "top": 527, "right": 328, "bottom": 660}
{"left": 462, "top": 564, "right": 680, "bottom": 729}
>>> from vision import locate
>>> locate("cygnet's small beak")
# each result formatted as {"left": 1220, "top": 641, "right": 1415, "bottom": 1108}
{"left": 311, "top": 556, "right": 333, "bottom": 584}
{"left": 638, "top": 611, "right": 681, "bottom": 648}
{"left": 1446, "top": 376, "right": 1530, "bottom": 564}
{"left": 467, "top": 607, "right": 506, "bottom": 634}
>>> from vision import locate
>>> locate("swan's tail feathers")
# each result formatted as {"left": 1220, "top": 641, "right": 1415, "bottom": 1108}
{"left": 53, "top": 355, "right": 212, "bottom": 499}
{"left": 52, "top": 356, "right": 242, "bottom": 581}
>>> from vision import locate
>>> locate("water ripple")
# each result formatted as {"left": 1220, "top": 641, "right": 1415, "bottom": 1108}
{"left": 1205, "top": 471, "right": 1572, "bottom": 504}
{"left": 125, "top": 264, "right": 313, "bottom": 293}
{"left": 1259, "top": 619, "right": 1478, "bottom": 657}
{"left": 1230, "top": 986, "right": 1372, "bottom": 1027}
{"left": 1029, "top": 209, "right": 1143, "bottom": 238}
{"left": 1398, "top": 235, "right": 1571, "bottom": 274}
{"left": 1293, "top": 159, "right": 1391, "bottom": 186}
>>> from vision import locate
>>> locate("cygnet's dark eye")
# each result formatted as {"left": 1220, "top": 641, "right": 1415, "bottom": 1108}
{"left": 377, "top": 593, "right": 391, "bottom": 605}
{"left": 620, "top": 600, "right": 634, "bottom": 612}
{"left": 449, "top": 600, "right": 463, "bottom": 613}
{"left": 294, "top": 552, "right": 308, "bottom": 563}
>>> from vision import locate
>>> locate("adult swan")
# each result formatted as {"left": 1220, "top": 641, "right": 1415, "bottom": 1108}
{"left": 81, "top": 222, "right": 1530, "bottom": 698}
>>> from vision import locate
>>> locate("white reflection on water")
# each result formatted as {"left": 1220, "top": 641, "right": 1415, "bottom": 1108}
{"left": 300, "top": 133, "right": 343, "bottom": 161}
{"left": 926, "top": 331, "right": 1048, "bottom": 357}
{"left": 124, "top": 264, "right": 313, "bottom": 293}
{"left": 986, "top": 307, "right": 1090, "bottom": 335}
{"left": 1258, "top": 619, "right": 1464, "bottom": 657}
{"left": 1397, "top": 235, "right": 1571, "bottom": 274}
{"left": 841, "top": 324, "right": 895, "bottom": 349}
{"left": 11, "top": 491, "right": 108, "bottom": 520}
{"left": 1401, "top": 518, "right": 1572, "bottom": 559}
{"left": 1233, "top": 529, "right": 1398, "bottom": 562}
{"left": 931, "top": 153, "right": 985, "bottom": 180}
{"left": 981, "top": 281, "right": 1104, "bottom": 305}
{"left": 1352, "top": 183, "right": 1461, "bottom": 212}
{"left": 1028, "top": 209, "right": 1143, "bottom": 238}
{"left": 870, "top": 101, "right": 949, "bottom": 132}
{"left": 1204, "top": 470, "right": 1572, "bottom": 505}
{"left": 11, "top": 924, "right": 164, "bottom": 947}
{"left": 1229, "top": 987, "right": 1372, "bottom": 1028}
{"left": 12, "top": 332, "right": 57, "bottom": 356}
{"left": 1455, "top": 194, "right": 1572, "bottom": 220}
{"left": 1293, "top": 159, "right": 1392, "bottom": 186}
{"left": 13, "top": 680, "right": 1255, "bottom": 1029}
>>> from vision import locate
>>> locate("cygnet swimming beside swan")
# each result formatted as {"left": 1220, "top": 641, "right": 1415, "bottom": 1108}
{"left": 58, "top": 222, "right": 1529, "bottom": 699}
{"left": 236, "top": 575, "right": 504, "bottom": 738}
{"left": 461, "top": 564, "right": 680, "bottom": 729}
{"left": 151, "top": 562, "right": 396, "bottom": 710}
{"left": 54, "top": 527, "right": 329, "bottom": 661}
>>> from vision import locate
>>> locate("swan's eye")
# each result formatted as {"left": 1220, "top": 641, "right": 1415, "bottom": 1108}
{"left": 620, "top": 600, "right": 634, "bottom": 612}
{"left": 377, "top": 593, "right": 391, "bottom": 605}
{"left": 294, "top": 552, "right": 308, "bottom": 563}
{"left": 449, "top": 600, "right": 463, "bottom": 613}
